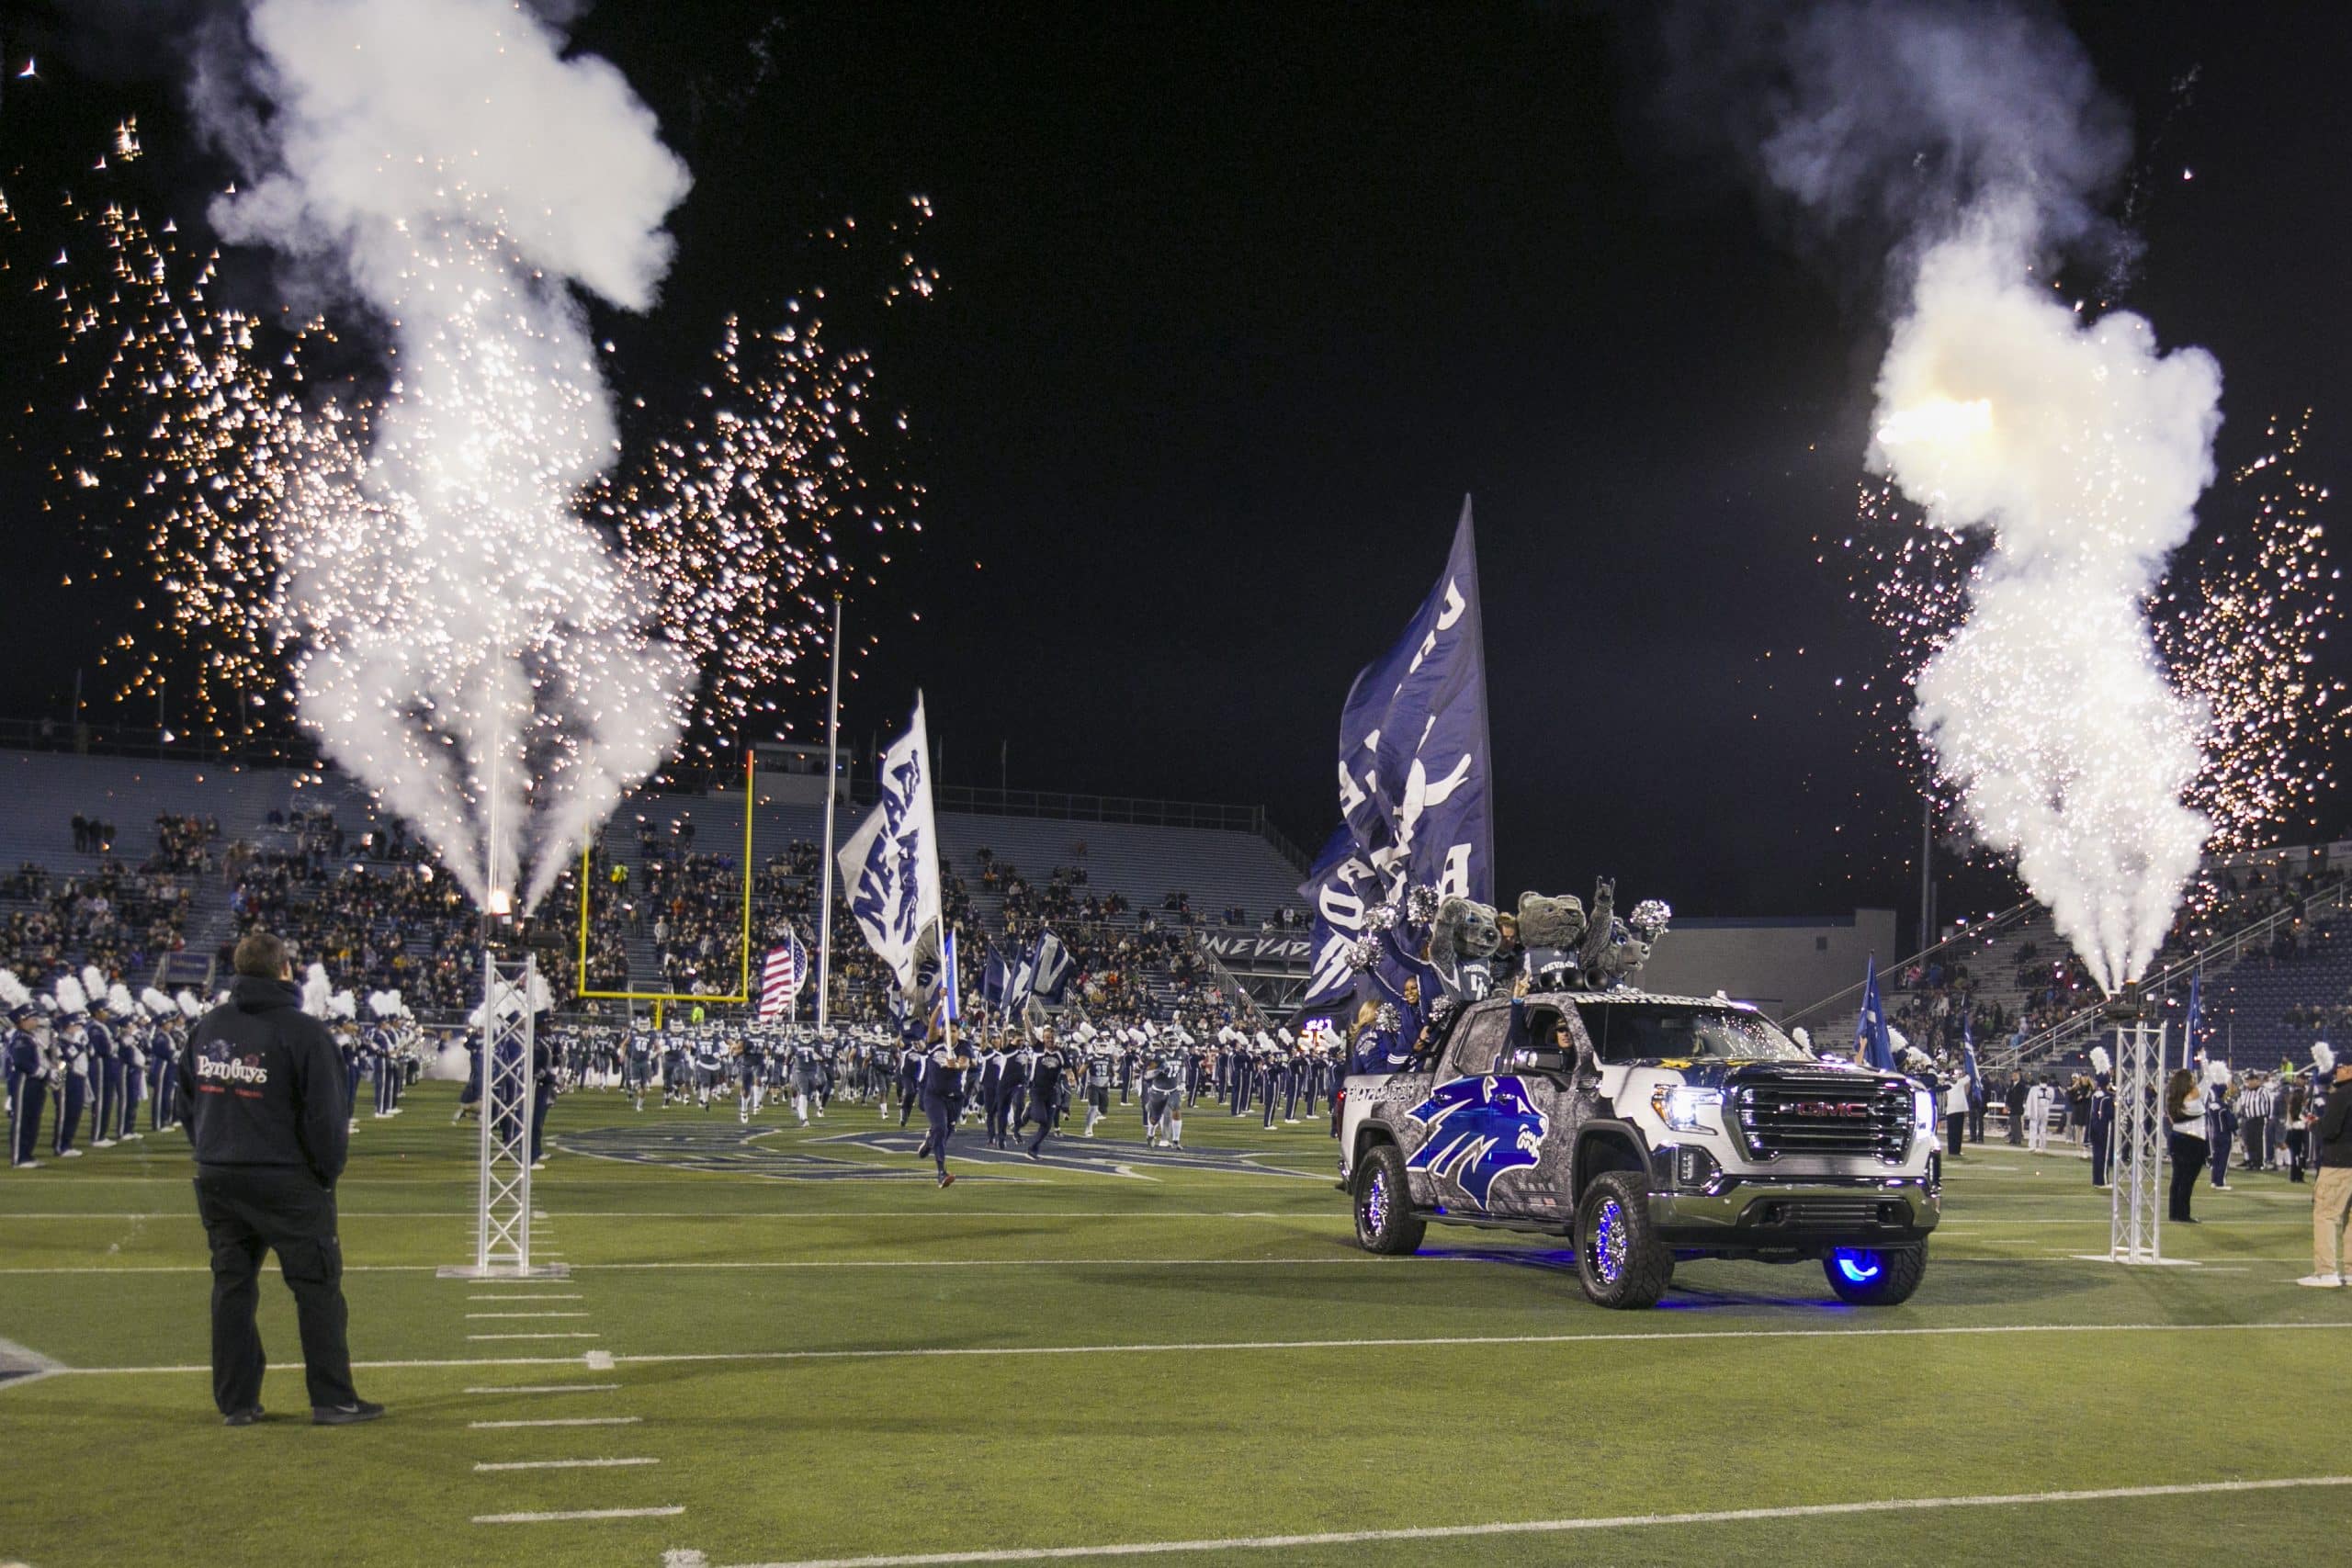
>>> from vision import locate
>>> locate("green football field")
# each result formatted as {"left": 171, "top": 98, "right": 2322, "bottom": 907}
{"left": 1, "top": 1082, "right": 2346, "bottom": 1568}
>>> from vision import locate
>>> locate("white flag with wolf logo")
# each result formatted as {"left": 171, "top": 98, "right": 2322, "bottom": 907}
{"left": 835, "top": 694, "right": 943, "bottom": 991}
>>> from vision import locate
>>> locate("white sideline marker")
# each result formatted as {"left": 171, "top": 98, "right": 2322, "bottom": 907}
{"left": 474, "top": 1506, "right": 684, "bottom": 1525}
{"left": 473, "top": 1456, "right": 659, "bottom": 1472}
{"left": 470, "top": 1416, "right": 641, "bottom": 1429}
{"left": 467, "top": 1332, "right": 601, "bottom": 1341}
{"left": 465, "top": 1312, "right": 593, "bottom": 1319}
{"left": 708, "top": 1475, "right": 2352, "bottom": 1567}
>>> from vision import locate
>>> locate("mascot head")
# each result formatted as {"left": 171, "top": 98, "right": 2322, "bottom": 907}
{"left": 1514, "top": 891, "right": 1587, "bottom": 951}
{"left": 1430, "top": 897, "right": 1503, "bottom": 969}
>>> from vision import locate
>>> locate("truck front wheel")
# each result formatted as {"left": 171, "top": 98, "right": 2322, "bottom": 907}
{"left": 1352, "top": 1142, "right": 1426, "bottom": 1255}
{"left": 1823, "top": 1244, "right": 1927, "bottom": 1305}
{"left": 1574, "top": 1170, "right": 1672, "bottom": 1309}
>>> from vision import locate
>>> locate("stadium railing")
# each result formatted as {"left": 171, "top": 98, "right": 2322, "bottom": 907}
{"left": 1777, "top": 898, "right": 2041, "bottom": 1035}
{"left": 1990, "top": 871, "right": 2352, "bottom": 1073}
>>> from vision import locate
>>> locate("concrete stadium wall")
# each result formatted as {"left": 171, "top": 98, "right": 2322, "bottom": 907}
{"left": 1634, "top": 908, "right": 1896, "bottom": 1017}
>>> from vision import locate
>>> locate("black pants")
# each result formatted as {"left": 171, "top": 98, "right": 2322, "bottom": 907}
{"left": 193, "top": 1165, "right": 359, "bottom": 1416}
{"left": 918, "top": 1097, "right": 957, "bottom": 1175}
{"left": 2167, "top": 1133, "right": 2207, "bottom": 1222}
{"left": 2289, "top": 1126, "right": 2309, "bottom": 1182}
{"left": 8, "top": 1075, "right": 43, "bottom": 1165}
{"left": 1944, "top": 1108, "right": 1963, "bottom": 1156}
{"left": 1023, "top": 1100, "right": 1058, "bottom": 1154}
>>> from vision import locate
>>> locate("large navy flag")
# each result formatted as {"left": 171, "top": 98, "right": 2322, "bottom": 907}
{"left": 1298, "top": 500, "right": 1492, "bottom": 1009}
{"left": 835, "top": 694, "right": 942, "bottom": 991}
{"left": 1298, "top": 827, "right": 1377, "bottom": 1010}
{"left": 1027, "top": 930, "right": 1075, "bottom": 1005}
{"left": 1855, "top": 955, "right": 1895, "bottom": 1073}
{"left": 980, "top": 944, "right": 1009, "bottom": 1010}
{"left": 1337, "top": 497, "right": 1493, "bottom": 906}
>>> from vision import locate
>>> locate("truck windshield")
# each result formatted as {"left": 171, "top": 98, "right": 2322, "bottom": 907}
{"left": 1571, "top": 1002, "right": 1813, "bottom": 1065}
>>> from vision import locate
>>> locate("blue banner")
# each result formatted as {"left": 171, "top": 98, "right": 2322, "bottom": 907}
{"left": 1855, "top": 955, "right": 1895, "bottom": 1073}
{"left": 1298, "top": 499, "right": 1492, "bottom": 1009}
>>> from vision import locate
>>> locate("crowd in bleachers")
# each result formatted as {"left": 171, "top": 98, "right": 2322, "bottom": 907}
{"left": 2, "top": 857, "right": 194, "bottom": 985}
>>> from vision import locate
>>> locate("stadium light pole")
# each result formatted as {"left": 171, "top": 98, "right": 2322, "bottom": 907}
{"left": 816, "top": 593, "right": 842, "bottom": 1031}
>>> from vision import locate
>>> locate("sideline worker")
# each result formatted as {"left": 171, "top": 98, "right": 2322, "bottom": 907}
{"left": 2304, "top": 1050, "right": 2352, "bottom": 1287}
{"left": 178, "top": 931, "right": 384, "bottom": 1427}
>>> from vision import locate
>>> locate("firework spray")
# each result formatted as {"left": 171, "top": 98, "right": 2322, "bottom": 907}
{"left": 199, "top": 0, "right": 694, "bottom": 910}
{"left": 1673, "top": 0, "right": 2219, "bottom": 991}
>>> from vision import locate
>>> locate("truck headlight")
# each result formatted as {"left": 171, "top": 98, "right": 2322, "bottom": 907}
{"left": 1652, "top": 1085, "right": 1722, "bottom": 1132}
{"left": 1912, "top": 1088, "right": 1936, "bottom": 1131}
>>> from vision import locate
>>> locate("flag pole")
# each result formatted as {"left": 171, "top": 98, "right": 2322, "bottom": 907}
{"left": 938, "top": 910, "right": 956, "bottom": 1053}
{"left": 816, "top": 594, "right": 843, "bottom": 1032}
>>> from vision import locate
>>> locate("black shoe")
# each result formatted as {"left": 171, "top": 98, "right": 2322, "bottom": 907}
{"left": 312, "top": 1400, "right": 387, "bottom": 1426}
{"left": 222, "top": 1406, "right": 266, "bottom": 1427}
{"left": 2172, "top": 1215, "right": 2199, "bottom": 1224}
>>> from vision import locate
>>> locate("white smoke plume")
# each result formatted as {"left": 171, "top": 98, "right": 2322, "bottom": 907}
{"left": 201, "top": 0, "right": 695, "bottom": 910}
{"left": 1678, "top": 0, "right": 2218, "bottom": 991}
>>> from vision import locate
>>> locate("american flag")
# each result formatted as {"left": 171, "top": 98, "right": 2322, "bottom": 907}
{"left": 761, "top": 930, "right": 808, "bottom": 1021}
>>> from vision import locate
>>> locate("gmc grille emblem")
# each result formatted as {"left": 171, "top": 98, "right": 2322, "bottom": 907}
{"left": 1786, "top": 1101, "right": 1871, "bottom": 1118}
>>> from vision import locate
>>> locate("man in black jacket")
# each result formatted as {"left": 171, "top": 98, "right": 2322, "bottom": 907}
{"left": 177, "top": 931, "right": 383, "bottom": 1427}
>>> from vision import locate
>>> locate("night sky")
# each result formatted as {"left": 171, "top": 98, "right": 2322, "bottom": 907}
{"left": 2, "top": 0, "right": 2348, "bottom": 940}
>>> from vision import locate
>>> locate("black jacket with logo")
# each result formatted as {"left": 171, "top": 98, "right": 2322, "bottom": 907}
{"left": 177, "top": 975, "right": 350, "bottom": 1186}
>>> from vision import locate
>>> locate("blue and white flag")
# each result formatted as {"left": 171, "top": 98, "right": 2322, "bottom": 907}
{"left": 835, "top": 694, "right": 942, "bottom": 992}
{"left": 1299, "top": 499, "right": 1492, "bottom": 1008}
{"left": 1856, "top": 955, "right": 1895, "bottom": 1073}
{"left": 1298, "top": 827, "right": 1378, "bottom": 1010}
{"left": 1015, "top": 929, "right": 1074, "bottom": 1008}
{"left": 1961, "top": 1010, "right": 1982, "bottom": 1094}
{"left": 940, "top": 926, "right": 962, "bottom": 1025}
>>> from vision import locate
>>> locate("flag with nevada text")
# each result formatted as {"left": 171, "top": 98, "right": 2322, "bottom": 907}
{"left": 835, "top": 695, "right": 943, "bottom": 992}
{"left": 1298, "top": 498, "right": 1493, "bottom": 1008}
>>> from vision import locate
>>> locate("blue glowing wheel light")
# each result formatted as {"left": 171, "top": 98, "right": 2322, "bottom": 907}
{"left": 1591, "top": 1199, "right": 1627, "bottom": 1285}
{"left": 1365, "top": 1168, "right": 1389, "bottom": 1234}
{"left": 1833, "top": 1248, "right": 1883, "bottom": 1284}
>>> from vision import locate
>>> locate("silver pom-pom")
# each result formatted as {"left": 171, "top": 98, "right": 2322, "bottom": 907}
{"left": 1366, "top": 901, "right": 1400, "bottom": 932}
{"left": 1406, "top": 885, "right": 1440, "bottom": 924}
{"left": 1347, "top": 937, "right": 1381, "bottom": 972}
{"left": 1374, "top": 1003, "right": 1401, "bottom": 1033}
{"left": 1629, "top": 899, "right": 1672, "bottom": 937}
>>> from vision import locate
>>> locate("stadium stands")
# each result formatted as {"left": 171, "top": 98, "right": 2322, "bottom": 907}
{"left": 0, "top": 748, "right": 1310, "bottom": 1023}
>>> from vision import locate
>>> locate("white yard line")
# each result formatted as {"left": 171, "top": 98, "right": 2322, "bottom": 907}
{"left": 474, "top": 1506, "right": 684, "bottom": 1525}
{"left": 469, "top": 1294, "right": 585, "bottom": 1302}
{"left": 42, "top": 1318, "right": 2352, "bottom": 1381}
{"left": 706, "top": 1476, "right": 2352, "bottom": 1567}
{"left": 463, "top": 1383, "right": 623, "bottom": 1394}
{"left": 469, "top": 1416, "right": 642, "bottom": 1428}
{"left": 467, "top": 1332, "right": 601, "bottom": 1341}
{"left": 474, "top": 1456, "right": 658, "bottom": 1471}
{"left": 465, "top": 1312, "right": 593, "bottom": 1319}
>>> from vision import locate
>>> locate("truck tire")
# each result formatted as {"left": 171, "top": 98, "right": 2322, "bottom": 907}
{"left": 1574, "top": 1169, "right": 1671, "bottom": 1309}
{"left": 1822, "top": 1244, "right": 1927, "bottom": 1305}
{"left": 1352, "top": 1142, "right": 1426, "bottom": 1256}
